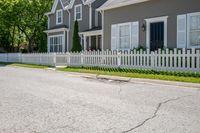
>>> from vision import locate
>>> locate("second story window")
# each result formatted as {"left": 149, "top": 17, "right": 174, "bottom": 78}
{"left": 74, "top": 4, "right": 82, "bottom": 21}
{"left": 56, "top": 9, "right": 63, "bottom": 25}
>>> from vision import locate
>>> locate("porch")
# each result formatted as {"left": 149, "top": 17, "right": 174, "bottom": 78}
{"left": 79, "top": 27, "right": 103, "bottom": 51}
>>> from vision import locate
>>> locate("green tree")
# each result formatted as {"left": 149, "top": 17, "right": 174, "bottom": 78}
{"left": 0, "top": 0, "right": 53, "bottom": 53}
{"left": 16, "top": 0, "right": 52, "bottom": 52}
{"left": 71, "top": 20, "right": 82, "bottom": 52}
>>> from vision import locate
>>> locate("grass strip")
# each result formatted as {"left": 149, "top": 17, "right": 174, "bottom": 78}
{"left": 0, "top": 62, "right": 50, "bottom": 69}
{"left": 1, "top": 62, "right": 199, "bottom": 84}
{"left": 57, "top": 67, "right": 200, "bottom": 84}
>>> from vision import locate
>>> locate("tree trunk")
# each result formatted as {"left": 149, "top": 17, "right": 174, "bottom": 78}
{"left": 11, "top": 26, "right": 16, "bottom": 52}
{"left": 28, "top": 39, "right": 33, "bottom": 53}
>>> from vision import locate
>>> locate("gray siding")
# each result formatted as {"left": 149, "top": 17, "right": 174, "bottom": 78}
{"left": 103, "top": 0, "right": 200, "bottom": 50}
{"left": 68, "top": 0, "right": 90, "bottom": 51}
{"left": 49, "top": 0, "right": 69, "bottom": 29}
{"left": 71, "top": 0, "right": 90, "bottom": 32}
{"left": 47, "top": 0, "right": 107, "bottom": 52}
{"left": 91, "top": 0, "right": 107, "bottom": 27}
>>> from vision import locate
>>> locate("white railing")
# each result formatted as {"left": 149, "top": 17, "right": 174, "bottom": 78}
{"left": 0, "top": 48, "right": 199, "bottom": 73}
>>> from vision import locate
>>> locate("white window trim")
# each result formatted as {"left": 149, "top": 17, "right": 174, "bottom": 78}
{"left": 187, "top": 12, "right": 200, "bottom": 48}
{"left": 56, "top": 9, "right": 63, "bottom": 25}
{"left": 111, "top": 21, "right": 140, "bottom": 51}
{"left": 48, "top": 34, "right": 65, "bottom": 52}
{"left": 145, "top": 16, "right": 168, "bottom": 49}
{"left": 117, "top": 22, "right": 132, "bottom": 50}
{"left": 74, "top": 4, "right": 82, "bottom": 21}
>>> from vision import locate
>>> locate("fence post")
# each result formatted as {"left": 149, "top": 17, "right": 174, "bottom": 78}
{"left": 117, "top": 52, "right": 121, "bottom": 68}
{"left": 19, "top": 53, "right": 22, "bottom": 63}
{"left": 151, "top": 51, "right": 155, "bottom": 70}
{"left": 6, "top": 53, "right": 8, "bottom": 62}
{"left": 81, "top": 52, "right": 84, "bottom": 66}
{"left": 39, "top": 53, "right": 41, "bottom": 65}
{"left": 67, "top": 52, "right": 70, "bottom": 67}
{"left": 191, "top": 48, "right": 195, "bottom": 71}
{"left": 53, "top": 53, "right": 56, "bottom": 67}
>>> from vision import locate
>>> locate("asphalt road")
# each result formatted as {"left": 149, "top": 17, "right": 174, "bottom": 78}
{"left": 0, "top": 66, "right": 200, "bottom": 133}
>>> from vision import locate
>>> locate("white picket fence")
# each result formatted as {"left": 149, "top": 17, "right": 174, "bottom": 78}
{"left": 0, "top": 48, "right": 200, "bottom": 72}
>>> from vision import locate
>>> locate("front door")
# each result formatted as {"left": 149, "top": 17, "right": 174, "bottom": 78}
{"left": 150, "top": 22, "right": 164, "bottom": 51}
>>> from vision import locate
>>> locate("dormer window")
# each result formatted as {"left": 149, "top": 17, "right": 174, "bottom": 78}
{"left": 56, "top": 9, "right": 63, "bottom": 24}
{"left": 74, "top": 4, "right": 82, "bottom": 21}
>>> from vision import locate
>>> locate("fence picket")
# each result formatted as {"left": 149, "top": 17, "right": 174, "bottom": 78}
{"left": 0, "top": 49, "right": 199, "bottom": 72}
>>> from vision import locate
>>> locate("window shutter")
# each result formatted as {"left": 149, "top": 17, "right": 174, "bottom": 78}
{"left": 177, "top": 15, "right": 187, "bottom": 48}
{"left": 131, "top": 21, "right": 139, "bottom": 49}
{"left": 111, "top": 25, "right": 118, "bottom": 50}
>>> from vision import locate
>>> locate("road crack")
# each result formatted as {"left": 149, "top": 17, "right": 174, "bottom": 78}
{"left": 122, "top": 95, "right": 192, "bottom": 133}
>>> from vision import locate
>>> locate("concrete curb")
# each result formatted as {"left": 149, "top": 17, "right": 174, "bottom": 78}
{"left": 65, "top": 72, "right": 200, "bottom": 89}
{"left": 6, "top": 65, "right": 200, "bottom": 89}
{"left": 96, "top": 75, "right": 131, "bottom": 82}
{"left": 129, "top": 78, "right": 200, "bottom": 89}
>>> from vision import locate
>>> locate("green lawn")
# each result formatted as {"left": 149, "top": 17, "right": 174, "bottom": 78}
{"left": 1, "top": 62, "right": 199, "bottom": 84}
{"left": 58, "top": 67, "right": 200, "bottom": 84}
{"left": 0, "top": 62, "right": 50, "bottom": 69}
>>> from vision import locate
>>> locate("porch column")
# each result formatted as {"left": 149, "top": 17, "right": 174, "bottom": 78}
{"left": 47, "top": 34, "right": 50, "bottom": 52}
{"left": 63, "top": 30, "right": 66, "bottom": 52}
{"left": 67, "top": 30, "right": 69, "bottom": 52}
{"left": 89, "top": 36, "right": 91, "bottom": 50}
{"left": 96, "top": 35, "right": 98, "bottom": 50}
{"left": 84, "top": 35, "right": 87, "bottom": 51}
{"left": 80, "top": 34, "right": 83, "bottom": 49}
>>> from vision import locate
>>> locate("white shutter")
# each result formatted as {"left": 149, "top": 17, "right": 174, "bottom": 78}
{"left": 131, "top": 21, "right": 139, "bottom": 49}
{"left": 111, "top": 24, "right": 118, "bottom": 50}
{"left": 177, "top": 15, "right": 187, "bottom": 48}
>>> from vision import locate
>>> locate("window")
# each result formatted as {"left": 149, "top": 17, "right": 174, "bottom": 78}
{"left": 74, "top": 4, "right": 82, "bottom": 21}
{"left": 119, "top": 24, "right": 131, "bottom": 49}
{"left": 188, "top": 13, "right": 200, "bottom": 46}
{"left": 56, "top": 9, "right": 63, "bottom": 24}
{"left": 49, "top": 36, "right": 63, "bottom": 52}
{"left": 111, "top": 22, "right": 139, "bottom": 50}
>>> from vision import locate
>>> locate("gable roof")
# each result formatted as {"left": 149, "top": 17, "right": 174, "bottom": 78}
{"left": 45, "top": 0, "right": 97, "bottom": 15}
{"left": 65, "top": 0, "right": 96, "bottom": 9}
{"left": 62, "top": 0, "right": 71, "bottom": 7}
{"left": 97, "top": 0, "right": 150, "bottom": 11}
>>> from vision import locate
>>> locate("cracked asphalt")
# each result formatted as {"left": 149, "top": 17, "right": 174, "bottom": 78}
{"left": 0, "top": 66, "right": 200, "bottom": 133}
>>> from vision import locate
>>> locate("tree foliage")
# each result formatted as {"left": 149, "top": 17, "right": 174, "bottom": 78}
{"left": 72, "top": 20, "right": 82, "bottom": 52}
{"left": 0, "top": 0, "right": 53, "bottom": 53}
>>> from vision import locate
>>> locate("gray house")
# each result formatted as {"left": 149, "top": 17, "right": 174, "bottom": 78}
{"left": 98, "top": 0, "right": 200, "bottom": 51}
{"left": 45, "top": 0, "right": 200, "bottom": 52}
{"left": 45, "top": 0, "right": 107, "bottom": 52}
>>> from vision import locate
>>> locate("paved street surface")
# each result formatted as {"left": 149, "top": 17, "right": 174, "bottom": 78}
{"left": 0, "top": 66, "right": 200, "bottom": 133}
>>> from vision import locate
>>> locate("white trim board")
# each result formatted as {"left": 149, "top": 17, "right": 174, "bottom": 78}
{"left": 44, "top": 28, "right": 69, "bottom": 33}
{"left": 66, "top": 0, "right": 96, "bottom": 10}
{"left": 97, "top": 0, "right": 149, "bottom": 11}
{"left": 79, "top": 30, "right": 103, "bottom": 36}
{"left": 145, "top": 16, "right": 168, "bottom": 49}
{"left": 48, "top": 34, "right": 64, "bottom": 37}
{"left": 45, "top": 0, "right": 65, "bottom": 15}
{"left": 45, "top": 0, "right": 97, "bottom": 15}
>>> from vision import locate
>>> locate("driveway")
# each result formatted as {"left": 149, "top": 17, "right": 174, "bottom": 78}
{"left": 0, "top": 66, "right": 200, "bottom": 133}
